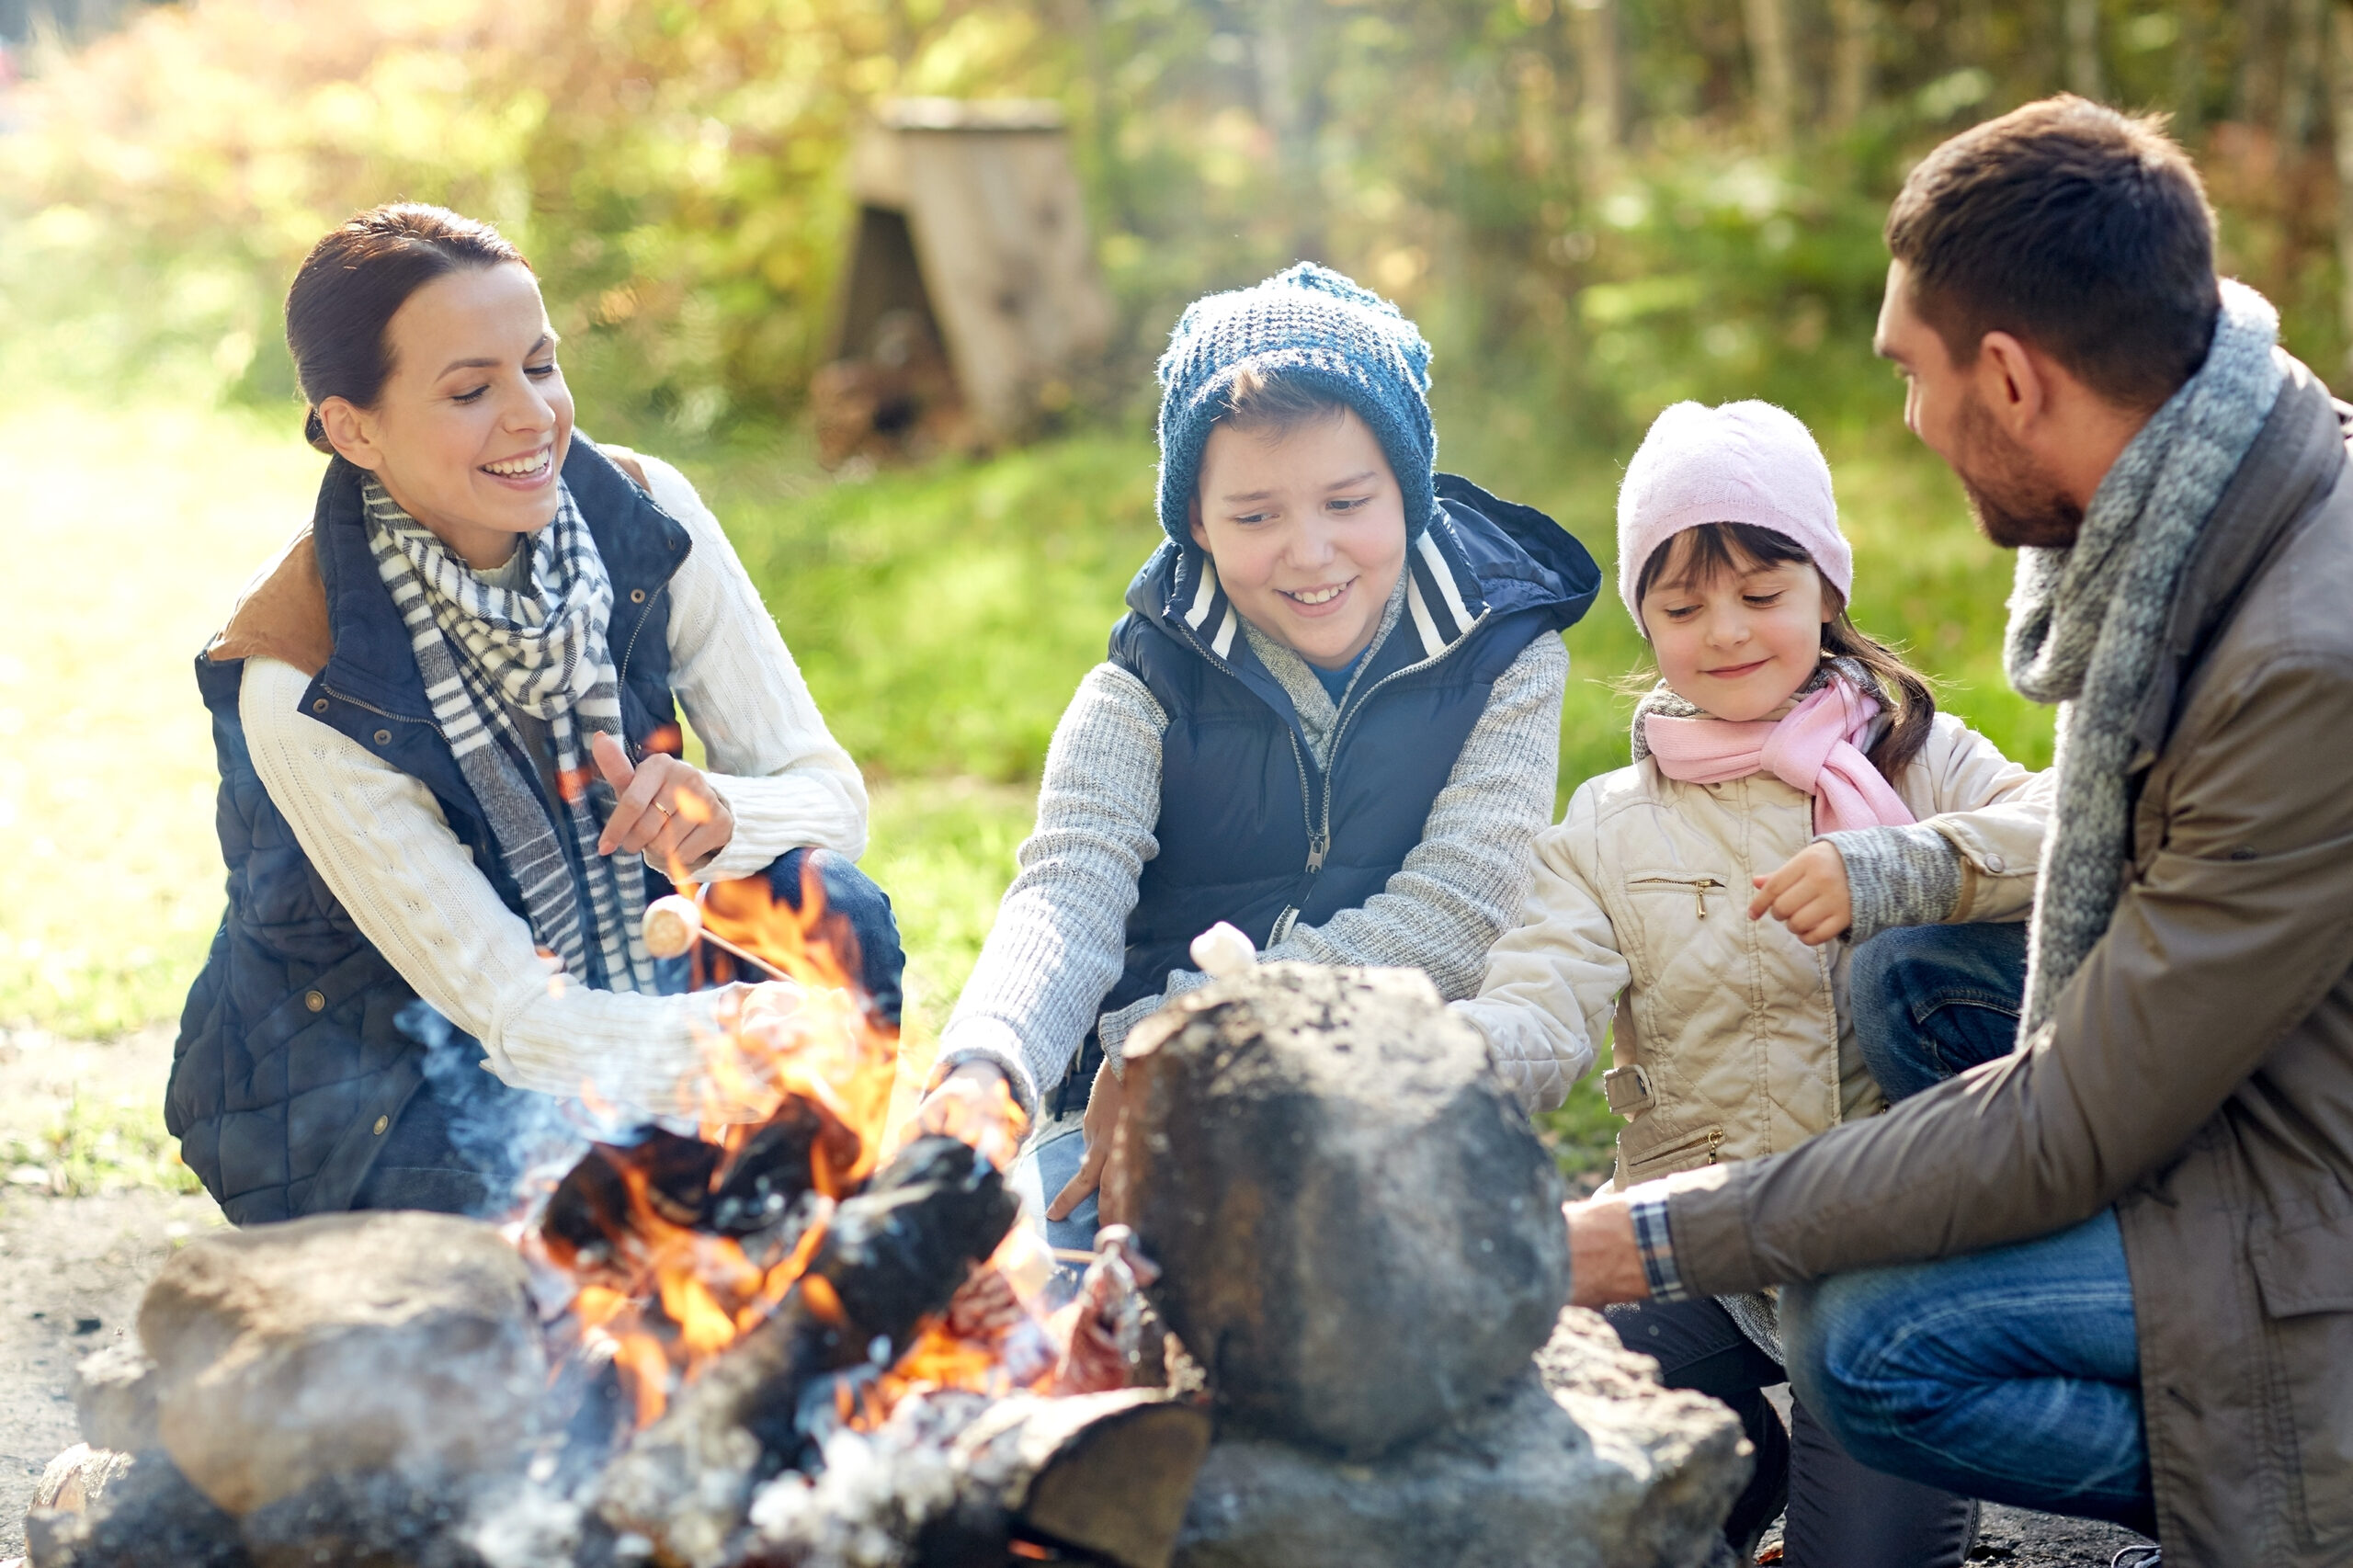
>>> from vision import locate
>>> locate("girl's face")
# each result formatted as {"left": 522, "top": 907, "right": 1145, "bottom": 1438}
{"left": 318, "top": 262, "right": 574, "bottom": 571}
{"left": 1188, "top": 407, "right": 1409, "bottom": 670}
{"left": 1637, "top": 540, "right": 1832, "bottom": 721}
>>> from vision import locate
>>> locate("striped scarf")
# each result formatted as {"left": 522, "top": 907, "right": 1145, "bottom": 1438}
{"left": 363, "top": 477, "right": 657, "bottom": 994}
{"left": 2004, "top": 280, "right": 2284, "bottom": 1033}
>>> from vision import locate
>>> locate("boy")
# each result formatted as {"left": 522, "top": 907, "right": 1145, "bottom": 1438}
{"left": 935, "top": 265, "right": 1598, "bottom": 1241}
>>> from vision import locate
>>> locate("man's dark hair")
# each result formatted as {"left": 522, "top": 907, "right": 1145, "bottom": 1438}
{"left": 1885, "top": 96, "right": 2220, "bottom": 411}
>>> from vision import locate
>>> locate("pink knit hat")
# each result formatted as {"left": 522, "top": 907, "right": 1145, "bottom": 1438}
{"left": 1615, "top": 400, "right": 1851, "bottom": 623}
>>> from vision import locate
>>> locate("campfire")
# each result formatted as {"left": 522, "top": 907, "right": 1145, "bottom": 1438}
{"left": 24, "top": 895, "right": 1752, "bottom": 1568}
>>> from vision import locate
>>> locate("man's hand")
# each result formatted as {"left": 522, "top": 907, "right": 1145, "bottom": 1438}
{"left": 1046, "top": 1058, "right": 1128, "bottom": 1227}
{"left": 1748, "top": 839, "right": 1853, "bottom": 946}
{"left": 592, "top": 732, "right": 734, "bottom": 876}
{"left": 1566, "top": 1193, "right": 1652, "bottom": 1307}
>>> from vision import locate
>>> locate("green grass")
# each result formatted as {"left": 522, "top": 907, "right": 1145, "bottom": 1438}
{"left": 1, "top": 388, "right": 2054, "bottom": 1188}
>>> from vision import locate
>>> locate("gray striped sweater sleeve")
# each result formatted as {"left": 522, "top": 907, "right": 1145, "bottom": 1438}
{"left": 937, "top": 664, "right": 1169, "bottom": 1117}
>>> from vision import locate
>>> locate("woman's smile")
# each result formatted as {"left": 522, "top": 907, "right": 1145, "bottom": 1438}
{"left": 481, "top": 444, "right": 555, "bottom": 489}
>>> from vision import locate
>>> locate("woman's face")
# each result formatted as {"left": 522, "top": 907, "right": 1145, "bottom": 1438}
{"left": 319, "top": 262, "right": 574, "bottom": 570}
{"left": 1187, "top": 407, "right": 1409, "bottom": 670}
{"left": 1637, "top": 542, "right": 1831, "bottom": 722}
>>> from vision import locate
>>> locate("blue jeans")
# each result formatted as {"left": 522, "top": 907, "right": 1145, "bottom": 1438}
{"left": 1782, "top": 1211, "right": 2156, "bottom": 1534}
{"left": 1847, "top": 921, "right": 2029, "bottom": 1101}
{"left": 352, "top": 847, "right": 904, "bottom": 1216}
{"left": 1810, "top": 923, "right": 2157, "bottom": 1533}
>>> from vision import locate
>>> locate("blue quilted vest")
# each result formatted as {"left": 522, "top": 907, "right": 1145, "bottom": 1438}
{"left": 1074, "top": 473, "right": 1599, "bottom": 1105}
{"left": 169, "top": 439, "right": 692, "bottom": 1223}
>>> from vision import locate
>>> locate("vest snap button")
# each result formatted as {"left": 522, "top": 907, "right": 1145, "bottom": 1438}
{"left": 304, "top": 990, "right": 325, "bottom": 1012}
{"left": 630, "top": 588, "right": 647, "bottom": 604}
{"left": 372, "top": 1115, "right": 390, "bottom": 1136}
{"left": 373, "top": 729, "right": 392, "bottom": 746}
{"left": 313, "top": 699, "right": 329, "bottom": 714}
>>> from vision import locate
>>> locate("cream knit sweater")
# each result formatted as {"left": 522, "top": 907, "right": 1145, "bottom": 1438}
{"left": 237, "top": 454, "right": 867, "bottom": 1118}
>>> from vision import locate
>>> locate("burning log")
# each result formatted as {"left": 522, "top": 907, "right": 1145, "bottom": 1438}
{"left": 595, "top": 1134, "right": 1020, "bottom": 1566}
{"left": 1119, "top": 963, "right": 1572, "bottom": 1460}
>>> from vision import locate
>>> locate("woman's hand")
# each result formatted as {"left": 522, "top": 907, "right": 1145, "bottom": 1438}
{"left": 591, "top": 732, "right": 734, "bottom": 875}
{"left": 1748, "top": 840, "right": 1852, "bottom": 946}
{"left": 1046, "top": 1058, "right": 1128, "bottom": 1227}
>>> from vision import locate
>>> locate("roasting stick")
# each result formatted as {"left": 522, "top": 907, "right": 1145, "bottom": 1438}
{"left": 640, "top": 893, "right": 791, "bottom": 981}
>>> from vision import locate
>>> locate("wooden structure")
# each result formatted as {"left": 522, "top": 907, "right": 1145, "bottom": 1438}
{"left": 815, "top": 97, "right": 1114, "bottom": 464}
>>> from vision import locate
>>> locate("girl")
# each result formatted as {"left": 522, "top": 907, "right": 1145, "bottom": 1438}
{"left": 173, "top": 205, "right": 899, "bottom": 1223}
{"left": 928, "top": 265, "right": 1599, "bottom": 1241}
{"left": 1455, "top": 400, "right": 2048, "bottom": 1566}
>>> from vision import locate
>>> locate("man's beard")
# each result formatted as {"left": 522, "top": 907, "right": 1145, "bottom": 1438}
{"left": 1953, "top": 392, "right": 2083, "bottom": 550}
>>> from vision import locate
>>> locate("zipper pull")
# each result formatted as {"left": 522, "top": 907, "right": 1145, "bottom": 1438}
{"left": 1695, "top": 883, "right": 1709, "bottom": 919}
{"left": 1705, "top": 1129, "right": 1722, "bottom": 1165}
{"left": 1305, "top": 832, "right": 1328, "bottom": 873}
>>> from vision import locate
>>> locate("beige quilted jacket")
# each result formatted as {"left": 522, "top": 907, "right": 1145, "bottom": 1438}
{"left": 1455, "top": 711, "right": 2048, "bottom": 1185}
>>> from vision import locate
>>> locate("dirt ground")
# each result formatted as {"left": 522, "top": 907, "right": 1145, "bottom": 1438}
{"left": 0, "top": 1032, "right": 2155, "bottom": 1566}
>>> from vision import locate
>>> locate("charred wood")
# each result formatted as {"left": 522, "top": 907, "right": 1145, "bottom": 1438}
{"left": 597, "top": 1136, "right": 1019, "bottom": 1566}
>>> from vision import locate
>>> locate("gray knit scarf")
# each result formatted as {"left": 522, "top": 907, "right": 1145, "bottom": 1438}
{"left": 364, "top": 478, "right": 657, "bottom": 994}
{"left": 2006, "top": 280, "right": 2283, "bottom": 1033}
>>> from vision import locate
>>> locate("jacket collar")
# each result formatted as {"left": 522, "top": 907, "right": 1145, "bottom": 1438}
{"left": 2129, "top": 353, "right": 2348, "bottom": 767}
{"left": 1128, "top": 471, "right": 1598, "bottom": 675}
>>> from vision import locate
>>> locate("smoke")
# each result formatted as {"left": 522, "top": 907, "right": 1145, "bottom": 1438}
{"left": 395, "top": 1000, "right": 591, "bottom": 1219}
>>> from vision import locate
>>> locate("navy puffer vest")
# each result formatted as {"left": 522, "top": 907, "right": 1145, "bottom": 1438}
{"left": 170, "top": 439, "right": 691, "bottom": 1223}
{"left": 1084, "top": 474, "right": 1598, "bottom": 1095}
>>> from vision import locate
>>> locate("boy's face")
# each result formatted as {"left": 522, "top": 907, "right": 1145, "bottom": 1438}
{"left": 1188, "top": 407, "right": 1409, "bottom": 671}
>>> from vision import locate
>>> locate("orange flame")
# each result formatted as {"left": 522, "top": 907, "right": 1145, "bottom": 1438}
{"left": 527, "top": 863, "right": 1040, "bottom": 1432}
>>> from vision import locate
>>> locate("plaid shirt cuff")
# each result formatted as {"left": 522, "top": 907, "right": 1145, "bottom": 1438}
{"left": 1627, "top": 1189, "right": 1691, "bottom": 1301}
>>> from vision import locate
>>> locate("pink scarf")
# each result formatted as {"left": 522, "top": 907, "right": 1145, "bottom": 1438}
{"left": 1643, "top": 676, "right": 1914, "bottom": 835}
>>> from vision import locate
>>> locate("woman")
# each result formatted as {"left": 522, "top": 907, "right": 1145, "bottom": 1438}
{"left": 171, "top": 204, "right": 900, "bottom": 1223}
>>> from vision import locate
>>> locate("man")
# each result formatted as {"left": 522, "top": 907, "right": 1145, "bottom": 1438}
{"left": 1568, "top": 97, "right": 2353, "bottom": 1567}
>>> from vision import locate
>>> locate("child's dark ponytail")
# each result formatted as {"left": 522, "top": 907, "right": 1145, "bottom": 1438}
{"left": 1632, "top": 521, "right": 1938, "bottom": 783}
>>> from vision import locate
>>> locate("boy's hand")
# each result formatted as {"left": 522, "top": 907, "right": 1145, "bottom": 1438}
{"left": 1046, "top": 1059, "right": 1128, "bottom": 1226}
{"left": 1749, "top": 841, "right": 1852, "bottom": 946}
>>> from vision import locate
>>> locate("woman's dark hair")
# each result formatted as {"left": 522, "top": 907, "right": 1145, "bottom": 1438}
{"left": 285, "top": 204, "right": 530, "bottom": 453}
{"left": 1633, "top": 522, "right": 1937, "bottom": 782}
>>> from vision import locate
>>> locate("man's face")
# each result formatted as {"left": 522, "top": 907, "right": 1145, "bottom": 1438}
{"left": 1875, "top": 260, "right": 2082, "bottom": 550}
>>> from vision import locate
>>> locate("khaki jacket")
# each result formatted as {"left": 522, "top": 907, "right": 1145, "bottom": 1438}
{"left": 1457, "top": 714, "right": 2045, "bottom": 1185}
{"left": 1663, "top": 358, "right": 2353, "bottom": 1566}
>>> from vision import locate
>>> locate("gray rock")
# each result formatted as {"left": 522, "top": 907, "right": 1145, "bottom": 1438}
{"left": 1121, "top": 964, "right": 1571, "bottom": 1459}
{"left": 72, "top": 1343, "right": 160, "bottom": 1454}
{"left": 136, "top": 1211, "right": 546, "bottom": 1516}
{"left": 1172, "top": 1308, "right": 1750, "bottom": 1568}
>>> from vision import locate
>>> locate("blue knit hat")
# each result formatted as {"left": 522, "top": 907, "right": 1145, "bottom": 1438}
{"left": 1154, "top": 263, "right": 1437, "bottom": 544}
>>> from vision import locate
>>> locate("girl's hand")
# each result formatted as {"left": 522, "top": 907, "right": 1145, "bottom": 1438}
{"left": 1046, "top": 1058, "right": 1128, "bottom": 1226}
{"left": 1748, "top": 840, "right": 1852, "bottom": 946}
{"left": 591, "top": 732, "right": 734, "bottom": 874}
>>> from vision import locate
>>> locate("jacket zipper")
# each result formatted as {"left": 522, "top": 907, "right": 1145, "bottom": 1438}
{"left": 1628, "top": 1124, "right": 1724, "bottom": 1173}
{"left": 1625, "top": 872, "right": 1727, "bottom": 920}
{"left": 1223, "top": 607, "right": 1492, "bottom": 948}
{"left": 616, "top": 567, "right": 686, "bottom": 763}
